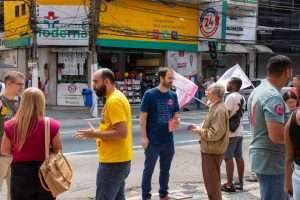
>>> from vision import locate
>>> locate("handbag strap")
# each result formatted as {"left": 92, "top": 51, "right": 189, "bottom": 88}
{"left": 44, "top": 117, "right": 50, "bottom": 160}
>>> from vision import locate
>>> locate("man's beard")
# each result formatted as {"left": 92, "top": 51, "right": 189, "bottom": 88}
{"left": 163, "top": 81, "right": 172, "bottom": 89}
{"left": 94, "top": 85, "right": 106, "bottom": 98}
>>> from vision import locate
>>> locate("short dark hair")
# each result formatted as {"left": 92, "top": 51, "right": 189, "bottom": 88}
{"left": 100, "top": 68, "right": 115, "bottom": 84}
{"left": 4, "top": 71, "right": 25, "bottom": 84}
{"left": 283, "top": 90, "right": 298, "bottom": 102}
{"left": 229, "top": 77, "right": 242, "bottom": 91}
{"left": 267, "top": 55, "right": 293, "bottom": 76}
{"left": 158, "top": 67, "right": 172, "bottom": 79}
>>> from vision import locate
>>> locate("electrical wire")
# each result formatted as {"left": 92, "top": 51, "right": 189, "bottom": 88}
{"left": 4, "top": 0, "right": 300, "bottom": 46}
{"left": 2, "top": 0, "right": 297, "bottom": 30}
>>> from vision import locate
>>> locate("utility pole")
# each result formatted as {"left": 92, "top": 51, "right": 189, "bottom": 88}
{"left": 89, "top": 0, "right": 101, "bottom": 117}
{"left": 29, "top": 0, "right": 38, "bottom": 88}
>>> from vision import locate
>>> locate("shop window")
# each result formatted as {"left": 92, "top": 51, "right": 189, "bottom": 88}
{"left": 15, "top": 5, "right": 20, "bottom": 17}
{"left": 21, "top": 4, "right": 26, "bottom": 16}
{"left": 57, "top": 52, "right": 88, "bottom": 83}
{"left": 98, "top": 51, "right": 163, "bottom": 104}
{"left": 56, "top": 52, "right": 89, "bottom": 107}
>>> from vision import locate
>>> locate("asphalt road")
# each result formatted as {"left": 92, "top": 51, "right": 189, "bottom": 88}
{"left": 60, "top": 111, "right": 251, "bottom": 155}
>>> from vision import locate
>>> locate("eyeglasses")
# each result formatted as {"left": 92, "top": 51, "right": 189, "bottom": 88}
{"left": 13, "top": 82, "right": 25, "bottom": 86}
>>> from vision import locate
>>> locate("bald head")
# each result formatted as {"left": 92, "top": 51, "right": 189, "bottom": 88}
{"left": 94, "top": 68, "right": 115, "bottom": 84}
{"left": 93, "top": 68, "right": 115, "bottom": 97}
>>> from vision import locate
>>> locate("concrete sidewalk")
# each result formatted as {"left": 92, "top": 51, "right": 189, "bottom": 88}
{"left": 0, "top": 144, "right": 259, "bottom": 200}
{"left": 59, "top": 144, "right": 259, "bottom": 200}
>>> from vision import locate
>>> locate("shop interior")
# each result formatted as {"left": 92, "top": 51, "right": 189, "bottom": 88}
{"left": 98, "top": 49, "right": 163, "bottom": 104}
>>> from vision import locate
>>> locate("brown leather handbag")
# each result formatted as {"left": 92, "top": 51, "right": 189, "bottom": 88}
{"left": 39, "top": 117, "right": 73, "bottom": 197}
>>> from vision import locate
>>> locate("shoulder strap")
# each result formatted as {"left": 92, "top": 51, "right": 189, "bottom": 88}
{"left": 44, "top": 117, "right": 50, "bottom": 160}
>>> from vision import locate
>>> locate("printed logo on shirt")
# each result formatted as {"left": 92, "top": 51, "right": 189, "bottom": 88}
{"left": 0, "top": 105, "right": 8, "bottom": 116}
{"left": 167, "top": 99, "right": 174, "bottom": 106}
{"left": 275, "top": 104, "right": 284, "bottom": 116}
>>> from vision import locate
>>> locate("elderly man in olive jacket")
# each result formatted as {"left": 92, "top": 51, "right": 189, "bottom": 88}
{"left": 189, "top": 83, "right": 230, "bottom": 200}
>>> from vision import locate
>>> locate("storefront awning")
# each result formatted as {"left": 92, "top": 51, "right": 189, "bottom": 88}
{"left": 253, "top": 45, "right": 273, "bottom": 54}
{"left": 223, "top": 44, "right": 249, "bottom": 53}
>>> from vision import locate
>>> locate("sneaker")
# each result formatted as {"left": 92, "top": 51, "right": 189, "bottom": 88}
{"left": 221, "top": 183, "right": 236, "bottom": 193}
{"left": 245, "top": 173, "right": 258, "bottom": 182}
{"left": 233, "top": 182, "right": 244, "bottom": 191}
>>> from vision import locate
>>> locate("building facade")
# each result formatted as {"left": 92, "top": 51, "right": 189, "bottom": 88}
{"left": 198, "top": 0, "right": 261, "bottom": 80}
{"left": 3, "top": 0, "right": 199, "bottom": 106}
{"left": 257, "top": 0, "right": 300, "bottom": 78}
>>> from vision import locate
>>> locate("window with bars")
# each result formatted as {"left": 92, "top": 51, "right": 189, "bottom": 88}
{"left": 15, "top": 5, "right": 20, "bottom": 17}
{"left": 21, "top": 3, "right": 26, "bottom": 16}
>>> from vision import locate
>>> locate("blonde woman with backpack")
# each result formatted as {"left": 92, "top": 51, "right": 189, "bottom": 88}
{"left": 1, "top": 87, "right": 62, "bottom": 200}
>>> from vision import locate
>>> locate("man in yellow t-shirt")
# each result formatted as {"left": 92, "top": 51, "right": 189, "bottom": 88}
{"left": 76, "top": 68, "right": 132, "bottom": 200}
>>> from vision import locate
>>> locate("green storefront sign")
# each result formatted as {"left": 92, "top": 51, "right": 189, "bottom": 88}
{"left": 38, "top": 29, "right": 88, "bottom": 39}
{"left": 230, "top": 0, "right": 257, "bottom": 4}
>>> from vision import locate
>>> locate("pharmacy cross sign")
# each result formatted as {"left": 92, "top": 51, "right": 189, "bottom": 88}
{"left": 43, "top": 11, "right": 59, "bottom": 29}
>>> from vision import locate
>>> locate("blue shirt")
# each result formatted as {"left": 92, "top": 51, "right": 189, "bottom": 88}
{"left": 141, "top": 88, "right": 180, "bottom": 145}
{"left": 247, "top": 80, "right": 289, "bottom": 175}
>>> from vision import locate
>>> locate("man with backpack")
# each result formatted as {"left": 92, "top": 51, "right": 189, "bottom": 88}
{"left": 222, "top": 77, "right": 245, "bottom": 192}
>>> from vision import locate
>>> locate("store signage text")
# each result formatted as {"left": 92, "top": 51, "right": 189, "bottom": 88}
{"left": 38, "top": 29, "right": 88, "bottom": 40}
{"left": 199, "top": 8, "right": 220, "bottom": 38}
{"left": 57, "top": 83, "right": 88, "bottom": 106}
{"left": 227, "top": 26, "right": 244, "bottom": 32}
{"left": 38, "top": 11, "right": 88, "bottom": 40}
{"left": 37, "top": 6, "right": 89, "bottom": 46}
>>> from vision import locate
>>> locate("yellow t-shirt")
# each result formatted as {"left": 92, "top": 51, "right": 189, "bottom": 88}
{"left": 97, "top": 89, "right": 133, "bottom": 163}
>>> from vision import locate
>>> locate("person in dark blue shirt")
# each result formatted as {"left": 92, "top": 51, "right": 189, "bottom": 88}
{"left": 140, "top": 67, "right": 180, "bottom": 200}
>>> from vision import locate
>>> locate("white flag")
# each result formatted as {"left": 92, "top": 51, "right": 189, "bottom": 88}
{"left": 173, "top": 71, "right": 198, "bottom": 108}
{"left": 217, "top": 64, "right": 253, "bottom": 90}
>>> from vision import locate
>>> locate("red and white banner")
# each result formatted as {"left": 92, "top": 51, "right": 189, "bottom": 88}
{"left": 173, "top": 71, "right": 198, "bottom": 108}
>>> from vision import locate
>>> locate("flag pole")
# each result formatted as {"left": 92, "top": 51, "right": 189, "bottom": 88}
{"left": 193, "top": 97, "right": 209, "bottom": 107}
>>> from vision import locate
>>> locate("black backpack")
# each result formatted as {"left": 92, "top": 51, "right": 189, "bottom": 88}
{"left": 229, "top": 98, "right": 244, "bottom": 132}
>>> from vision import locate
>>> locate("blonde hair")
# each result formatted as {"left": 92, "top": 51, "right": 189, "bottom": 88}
{"left": 13, "top": 87, "right": 45, "bottom": 151}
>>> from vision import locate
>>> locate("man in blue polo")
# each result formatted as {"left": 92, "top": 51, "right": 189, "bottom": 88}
{"left": 248, "top": 55, "right": 293, "bottom": 200}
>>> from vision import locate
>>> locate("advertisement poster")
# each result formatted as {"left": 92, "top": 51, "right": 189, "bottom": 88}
{"left": 57, "top": 83, "right": 88, "bottom": 106}
{"left": 167, "top": 51, "right": 197, "bottom": 76}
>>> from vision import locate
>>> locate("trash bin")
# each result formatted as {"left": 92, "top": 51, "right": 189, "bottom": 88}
{"left": 82, "top": 88, "right": 93, "bottom": 107}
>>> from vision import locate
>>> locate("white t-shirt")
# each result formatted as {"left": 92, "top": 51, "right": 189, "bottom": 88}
{"left": 225, "top": 92, "right": 245, "bottom": 137}
{"left": 0, "top": 82, "right": 4, "bottom": 96}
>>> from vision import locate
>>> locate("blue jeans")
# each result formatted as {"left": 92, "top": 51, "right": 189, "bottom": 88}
{"left": 256, "top": 173, "right": 288, "bottom": 200}
{"left": 96, "top": 161, "right": 131, "bottom": 200}
{"left": 142, "top": 143, "right": 175, "bottom": 199}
